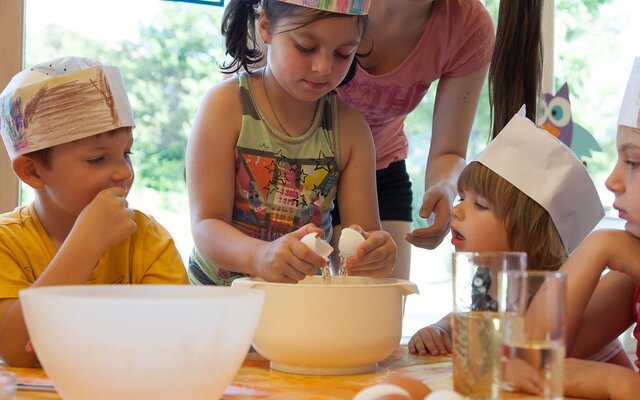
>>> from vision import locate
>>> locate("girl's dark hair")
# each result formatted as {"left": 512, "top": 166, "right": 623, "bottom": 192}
{"left": 489, "top": 0, "right": 543, "bottom": 138}
{"left": 221, "top": 0, "right": 263, "bottom": 74}
{"left": 221, "top": 0, "right": 367, "bottom": 87}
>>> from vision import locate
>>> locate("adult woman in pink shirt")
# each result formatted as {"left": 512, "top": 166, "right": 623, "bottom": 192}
{"left": 333, "top": 0, "right": 543, "bottom": 279}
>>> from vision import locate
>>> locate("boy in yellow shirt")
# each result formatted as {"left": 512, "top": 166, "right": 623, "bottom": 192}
{"left": 0, "top": 56, "right": 188, "bottom": 367}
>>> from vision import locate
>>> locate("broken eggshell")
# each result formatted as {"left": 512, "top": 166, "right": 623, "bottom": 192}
{"left": 300, "top": 232, "right": 333, "bottom": 259}
{"left": 338, "top": 227, "right": 365, "bottom": 257}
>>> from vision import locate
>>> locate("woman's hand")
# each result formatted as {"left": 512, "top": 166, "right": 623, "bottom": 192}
{"left": 343, "top": 225, "right": 396, "bottom": 278}
{"left": 406, "top": 183, "right": 454, "bottom": 249}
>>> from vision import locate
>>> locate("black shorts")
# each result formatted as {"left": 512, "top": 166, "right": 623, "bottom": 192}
{"left": 331, "top": 160, "right": 413, "bottom": 225}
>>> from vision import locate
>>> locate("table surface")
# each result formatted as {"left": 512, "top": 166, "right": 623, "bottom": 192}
{"left": 3, "top": 346, "right": 580, "bottom": 399}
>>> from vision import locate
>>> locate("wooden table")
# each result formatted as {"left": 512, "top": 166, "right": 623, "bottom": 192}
{"left": 3, "top": 346, "right": 580, "bottom": 399}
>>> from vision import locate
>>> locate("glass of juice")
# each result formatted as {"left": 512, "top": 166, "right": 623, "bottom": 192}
{"left": 499, "top": 270, "right": 566, "bottom": 400}
{"left": 452, "top": 252, "right": 526, "bottom": 399}
{"left": 452, "top": 252, "right": 527, "bottom": 399}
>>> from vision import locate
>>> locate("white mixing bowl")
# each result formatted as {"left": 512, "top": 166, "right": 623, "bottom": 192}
{"left": 20, "top": 285, "right": 264, "bottom": 400}
{"left": 232, "top": 276, "right": 418, "bottom": 375}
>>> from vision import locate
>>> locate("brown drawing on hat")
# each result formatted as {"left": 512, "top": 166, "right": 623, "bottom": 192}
{"left": 22, "top": 68, "right": 121, "bottom": 146}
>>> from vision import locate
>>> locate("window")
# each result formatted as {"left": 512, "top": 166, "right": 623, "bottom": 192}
{"left": 0, "top": 0, "right": 21, "bottom": 214}
{"left": 0, "top": 0, "right": 636, "bottom": 339}
{"left": 16, "top": 0, "right": 228, "bottom": 261}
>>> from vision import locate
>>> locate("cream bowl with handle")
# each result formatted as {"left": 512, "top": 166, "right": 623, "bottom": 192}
{"left": 231, "top": 275, "right": 419, "bottom": 375}
{"left": 20, "top": 285, "right": 264, "bottom": 400}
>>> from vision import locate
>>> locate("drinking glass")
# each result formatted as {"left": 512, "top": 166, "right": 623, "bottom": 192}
{"left": 499, "top": 270, "right": 566, "bottom": 400}
{"left": 0, "top": 370, "right": 15, "bottom": 400}
{"left": 452, "top": 252, "right": 526, "bottom": 399}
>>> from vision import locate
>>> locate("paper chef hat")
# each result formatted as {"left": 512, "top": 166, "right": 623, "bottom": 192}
{"left": 276, "top": 0, "right": 369, "bottom": 15}
{"left": 475, "top": 114, "right": 604, "bottom": 254}
{"left": 618, "top": 56, "right": 640, "bottom": 129}
{"left": 0, "top": 56, "right": 135, "bottom": 159}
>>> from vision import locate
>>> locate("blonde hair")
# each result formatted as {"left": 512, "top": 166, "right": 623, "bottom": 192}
{"left": 457, "top": 161, "right": 566, "bottom": 271}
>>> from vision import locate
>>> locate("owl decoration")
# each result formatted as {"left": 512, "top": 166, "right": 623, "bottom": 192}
{"left": 537, "top": 83, "right": 602, "bottom": 160}
{"left": 470, "top": 267, "right": 497, "bottom": 312}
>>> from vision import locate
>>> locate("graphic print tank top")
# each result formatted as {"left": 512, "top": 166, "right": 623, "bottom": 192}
{"left": 188, "top": 72, "right": 341, "bottom": 285}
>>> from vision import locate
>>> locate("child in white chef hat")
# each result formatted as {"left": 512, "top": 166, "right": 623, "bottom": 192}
{"left": 0, "top": 56, "right": 188, "bottom": 368}
{"left": 409, "top": 108, "right": 632, "bottom": 368}
{"left": 562, "top": 57, "right": 640, "bottom": 399}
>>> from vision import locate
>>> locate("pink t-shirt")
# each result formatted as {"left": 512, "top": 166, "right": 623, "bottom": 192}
{"left": 336, "top": 0, "right": 495, "bottom": 170}
{"left": 632, "top": 282, "right": 640, "bottom": 368}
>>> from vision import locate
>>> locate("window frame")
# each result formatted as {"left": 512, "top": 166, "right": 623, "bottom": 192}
{"left": 0, "top": 0, "right": 23, "bottom": 213}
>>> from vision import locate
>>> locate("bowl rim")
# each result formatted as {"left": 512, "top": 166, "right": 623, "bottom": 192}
{"left": 233, "top": 275, "right": 418, "bottom": 289}
{"left": 19, "top": 284, "right": 265, "bottom": 302}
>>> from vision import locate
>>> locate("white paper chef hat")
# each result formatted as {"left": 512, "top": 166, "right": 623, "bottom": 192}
{"left": 618, "top": 56, "right": 640, "bottom": 129}
{"left": 0, "top": 56, "right": 135, "bottom": 159}
{"left": 475, "top": 113, "right": 604, "bottom": 254}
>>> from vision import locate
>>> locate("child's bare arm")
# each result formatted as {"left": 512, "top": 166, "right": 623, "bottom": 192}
{"left": 570, "top": 270, "right": 636, "bottom": 359}
{"left": 0, "top": 298, "right": 35, "bottom": 367}
{"left": 565, "top": 358, "right": 640, "bottom": 399}
{"left": 408, "top": 313, "right": 453, "bottom": 355}
{"left": 334, "top": 101, "right": 396, "bottom": 278}
{"left": 561, "top": 229, "right": 640, "bottom": 355}
{"left": 406, "top": 68, "right": 488, "bottom": 250}
{"left": 188, "top": 81, "right": 267, "bottom": 278}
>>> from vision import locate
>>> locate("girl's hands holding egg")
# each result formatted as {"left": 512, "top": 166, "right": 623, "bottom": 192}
{"left": 301, "top": 232, "right": 333, "bottom": 259}
{"left": 255, "top": 223, "right": 327, "bottom": 283}
{"left": 341, "top": 226, "right": 397, "bottom": 278}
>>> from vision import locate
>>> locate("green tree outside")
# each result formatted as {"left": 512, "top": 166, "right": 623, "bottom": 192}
{"left": 25, "top": 0, "right": 621, "bottom": 224}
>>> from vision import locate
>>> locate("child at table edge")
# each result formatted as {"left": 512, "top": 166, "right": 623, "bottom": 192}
{"left": 408, "top": 111, "right": 632, "bottom": 369}
{"left": 0, "top": 56, "right": 188, "bottom": 368}
{"left": 186, "top": 0, "right": 396, "bottom": 286}
{"left": 562, "top": 57, "right": 640, "bottom": 399}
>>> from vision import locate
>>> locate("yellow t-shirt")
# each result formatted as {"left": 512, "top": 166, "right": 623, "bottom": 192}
{"left": 0, "top": 203, "right": 188, "bottom": 299}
